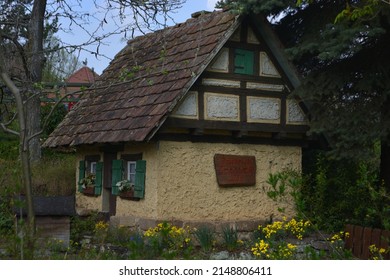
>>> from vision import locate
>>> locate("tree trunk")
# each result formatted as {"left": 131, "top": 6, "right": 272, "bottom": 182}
{"left": 27, "top": 0, "right": 47, "bottom": 161}
{"left": 26, "top": 95, "right": 42, "bottom": 161}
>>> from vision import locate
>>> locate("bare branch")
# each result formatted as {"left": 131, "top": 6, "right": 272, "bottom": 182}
{"left": 0, "top": 122, "right": 19, "bottom": 136}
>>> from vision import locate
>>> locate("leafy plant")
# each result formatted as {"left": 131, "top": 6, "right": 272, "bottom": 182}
{"left": 221, "top": 226, "right": 240, "bottom": 251}
{"left": 265, "top": 169, "right": 305, "bottom": 217}
{"left": 194, "top": 226, "right": 215, "bottom": 252}
{"left": 143, "top": 222, "right": 193, "bottom": 259}
{"left": 70, "top": 212, "right": 100, "bottom": 245}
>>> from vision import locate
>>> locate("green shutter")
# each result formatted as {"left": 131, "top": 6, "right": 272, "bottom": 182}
{"left": 111, "top": 159, "right": 123, "bottom": 195}
{"left": 234, "top": 49, "right": 254, "bottom": 75}
{"left": 78, "top": 160, "right": 85, "bottom": 192}
{"left": 94, "top": 162, "right": 103, "bottom": 195}
{"left": 134, "top": 160, "right": 146, "bottom": 198}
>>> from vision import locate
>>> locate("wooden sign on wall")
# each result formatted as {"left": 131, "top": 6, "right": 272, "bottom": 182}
{"left": 214, "top": 154, "right": 256, "bottom": 187}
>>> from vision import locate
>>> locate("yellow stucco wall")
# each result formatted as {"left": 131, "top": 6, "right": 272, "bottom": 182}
{"left": 75, "top": 141, "right": 301, "bottom": 225}
{"left": 155, "top": 141, "right": 300, "bottom": 223}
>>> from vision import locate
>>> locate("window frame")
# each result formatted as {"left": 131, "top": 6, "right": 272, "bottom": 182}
{"left": 85, "top": 155, "right": 100, "bottom": 177}
{"left": 121, "top": 153, "right": 142, "bottom": 184}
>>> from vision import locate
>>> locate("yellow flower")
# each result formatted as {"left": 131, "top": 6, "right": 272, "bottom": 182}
{"left": 95, "top": 221, "right": 109, "bottom": 230}
{"left": 287, "top": 243, "right": 297, "bottom": 250}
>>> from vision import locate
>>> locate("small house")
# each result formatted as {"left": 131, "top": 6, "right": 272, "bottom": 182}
{"left": 43, "top": 10, "right": 312, "bottom": 232}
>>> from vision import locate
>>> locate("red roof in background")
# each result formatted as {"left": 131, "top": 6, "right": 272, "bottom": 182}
{"left": 66, "top": 66, "right": 100, "bottom": 83}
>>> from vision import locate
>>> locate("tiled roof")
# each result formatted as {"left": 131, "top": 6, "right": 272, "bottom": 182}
{"left": 66, "top": 66, "right": 99, "bottom": 83}
{"left": 44, "top": 10, "right": 239, "bottom": 147}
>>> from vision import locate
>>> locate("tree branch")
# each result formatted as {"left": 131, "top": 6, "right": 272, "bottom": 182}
{"left": 0, "top": 122, "right": 19, "bottom": 136}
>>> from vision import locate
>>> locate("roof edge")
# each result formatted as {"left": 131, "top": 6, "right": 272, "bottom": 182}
{"left": 249, "top": 14, "right": 302, "bottom": 89}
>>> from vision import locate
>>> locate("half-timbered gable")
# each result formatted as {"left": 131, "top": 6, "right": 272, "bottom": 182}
{"left": 162, "top": 16, "right": 308, "bottom": 145}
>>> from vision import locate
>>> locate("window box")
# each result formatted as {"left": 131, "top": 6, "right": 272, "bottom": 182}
{"left": 81, "top": 185, "right": 97, "bottom": 196}
{"left": 119, "top": 189, "right": 139, "bottom": 200}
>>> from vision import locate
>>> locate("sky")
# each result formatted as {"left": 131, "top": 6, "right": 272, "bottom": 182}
{"left": 59, "top": 0, "right": 220, "bottom": 75}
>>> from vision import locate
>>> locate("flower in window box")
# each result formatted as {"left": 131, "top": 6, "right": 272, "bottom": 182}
{"left": 116, "top": 179, "right": 134, "bottom": 192}
{"left": 116, "top": 180, "right": 135, "bottom": 199}
{"left": 79, "top": 173, "right": 96, "bottom": 189}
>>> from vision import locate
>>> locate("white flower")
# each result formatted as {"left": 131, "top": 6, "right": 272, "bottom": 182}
{"left": 116, "top": 180, "right": 133, "bottom": 192}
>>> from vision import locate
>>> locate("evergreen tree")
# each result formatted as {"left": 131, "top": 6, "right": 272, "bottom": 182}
{"left": 219, "top": 0, "right": 390, "bottom": 190}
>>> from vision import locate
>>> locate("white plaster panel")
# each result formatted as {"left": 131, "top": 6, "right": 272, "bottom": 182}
{"left": 247, "top": 27, "right": 260, "bottom": 44}
{"left": 260, "top": 52, "right": 281, "bottom": 77}
{"left": 246, "top": 82, "right": 284, "bottom": 92}
{"left": 247, "top": 96, "right": 280, "bottom": 123}
{"left": 205, "top": 92, "right": 240, "bottom": 121}
{"left": 202, "top": 78, "right": 241, "bottom": 88}
{"left": 287, "top": 99, "right": 307, "bottom": 124}
{"left": 172, "top": 91, "right": 198, "bottom": 119}
{"left": 207, "top": 48, "right": 229, "bottom": 73}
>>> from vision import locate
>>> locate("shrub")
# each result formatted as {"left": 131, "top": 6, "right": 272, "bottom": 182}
{"left": 266, "top": 151, "right": 388, "bottom": 231}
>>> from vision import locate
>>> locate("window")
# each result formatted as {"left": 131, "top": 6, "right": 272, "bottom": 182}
{"left": 85, "top": 155, "right": 100, "bottom": 176}
{"left": 90, "top": 161, "right": 97, "bottom": 175}
{"left": 111, "top": 154, "right": 146, "bottom": 199}
{"left": 126, "top": 161, "right": 137, "bottom": 184}
{"left": 78, "top": 155, "right": 103, "bottom": 196}
{"left": 234, "top": 48, "right": 254, "bottom": 75}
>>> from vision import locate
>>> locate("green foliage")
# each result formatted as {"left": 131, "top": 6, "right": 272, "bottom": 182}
{"left": 0, "top": 218, "right": 370, "bottom": 259}
{"left": 194, "top": 226, "right": 215, "bottom": 252}
{"left": 69, "top": 212, "right": 101, "bottom": 245}
{"left": 221, "top": 226, "right": 240, "bottom": 251}
{"left": 265, "top": 150, "right": 389, "bottom": 231}
{"left": 304, "top": 154, "right": 387, "bottom": 231}
{"left": 143, "top": 222, "right": 194, "bottom": 259}
{"left": 0, "top": 136, "right": 19, "bottom": 160}
{"left": 40, "top": 103, "right": 68, "bottom": 139}
{"left": 119, "top": 65, "right": 143, "bottom": 81}
{"left": 0, "top": 196, "right": 14, "bottom": 235}
{"left": 265, "top": 169, "right": 306, "bottom": 217}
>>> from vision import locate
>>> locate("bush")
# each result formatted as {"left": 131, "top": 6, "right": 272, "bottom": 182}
{"left": 269, "top": 151, "right": 388, "bottom": 231}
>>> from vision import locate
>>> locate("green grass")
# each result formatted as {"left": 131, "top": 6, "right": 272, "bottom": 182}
{"left": 0, "top": 135, "right": 76, "bottom": 196}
